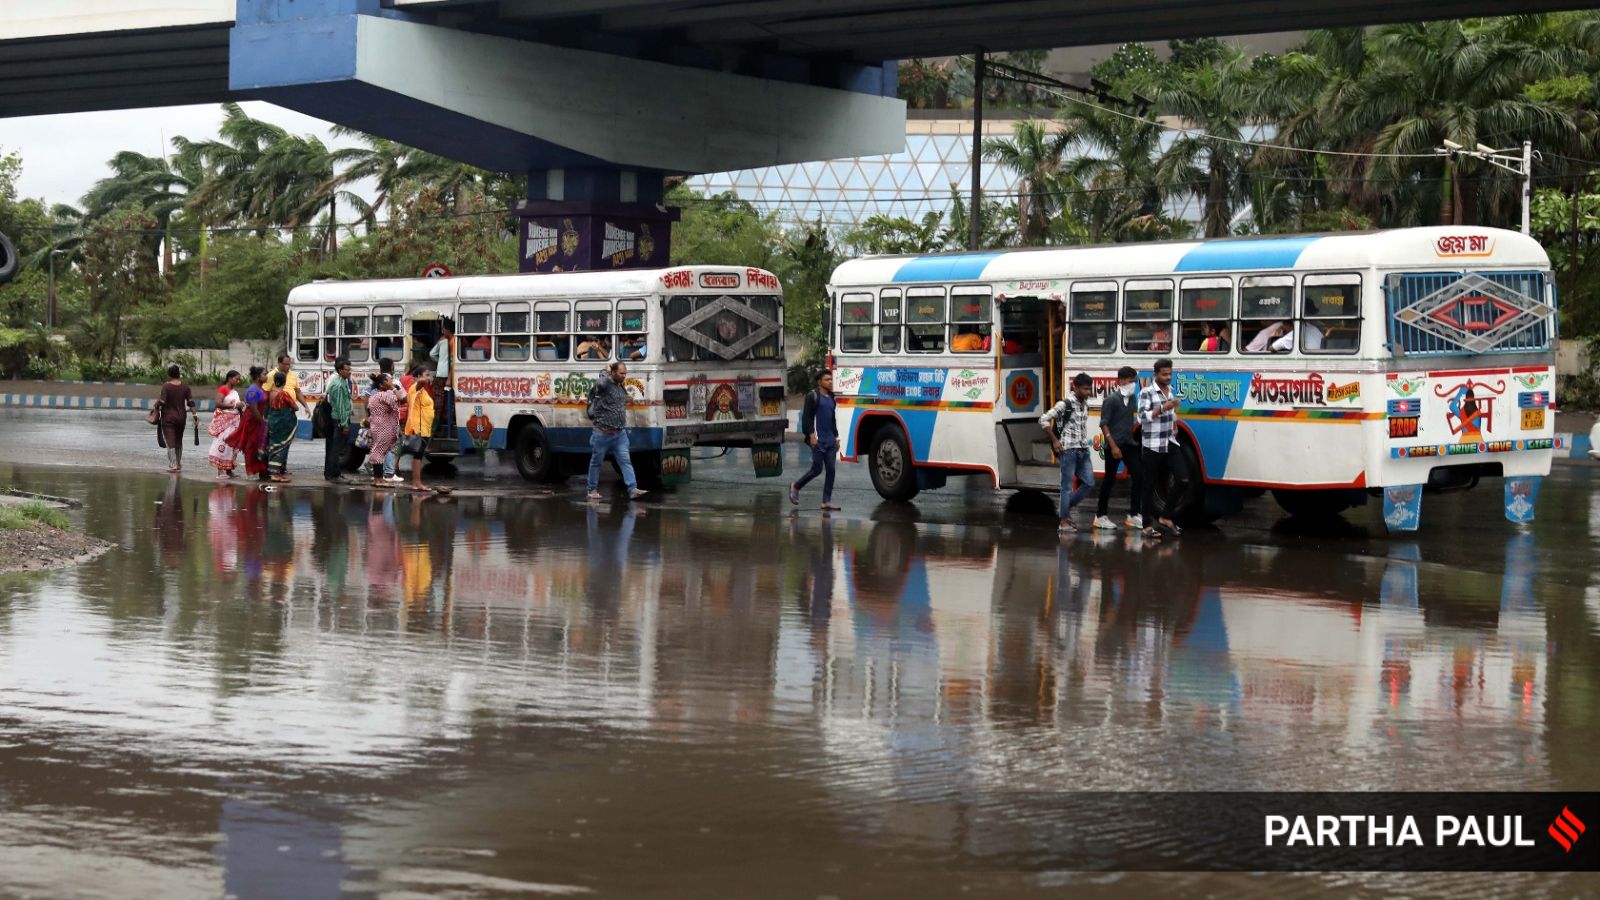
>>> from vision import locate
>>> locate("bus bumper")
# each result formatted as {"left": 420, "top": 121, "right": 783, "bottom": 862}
{"left": 662, "top": 419, "right": 788, "bottom": 482}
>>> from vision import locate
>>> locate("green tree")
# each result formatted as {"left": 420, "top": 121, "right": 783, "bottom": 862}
{"left": 77, "top": 207, "right": 166, "bottom": 363}
{"left": 842, "top": 212, "right": 946, "bottom": 255}
{"left": 1143, "top": 40, "right": 1262, "bottom": 238}
{"left": 982, "top": 119, "right": 1076, "bottom": 245}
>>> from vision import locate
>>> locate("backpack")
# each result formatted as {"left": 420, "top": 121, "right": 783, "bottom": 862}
{"left": 312, "top": 384, "right": 333, "bottom": 438}
{"left": 585, "top": 381, "right": 601, "bottom": 422}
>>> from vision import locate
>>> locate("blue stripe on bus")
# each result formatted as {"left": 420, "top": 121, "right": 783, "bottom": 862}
{"left": 890, "top": 252, "right": 1005, "bottom": 283}
{"left": 1174, "top": 237, "right": 1320, "bottom": 272}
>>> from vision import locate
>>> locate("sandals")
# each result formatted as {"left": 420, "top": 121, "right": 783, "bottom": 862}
{"left": 788, "top": 484, "right": 800, "bottom": 505}
{"left": 1142, "top": 527, "right": 1164, "bottom": 539}
{"left": 821, "top": 502, "right": 841, "bottom": 511}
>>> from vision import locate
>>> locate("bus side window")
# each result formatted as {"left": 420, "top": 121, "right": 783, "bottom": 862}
{"left": 1178, "top": 278, "right": 1232, "bottom": 354}
{"left": 322, "top": 307, "right": 337, "bottom": 362}
{"left": 339, "top": 307, "right": 370, "bottom": 363}
{"left": 838, "top": 292, "right": 874, "bottom": 353}
{"left": 1303, "top": 274, "right": 1361, "bottom": 354}
{"left": 296, "top": 311, "right": 319, "bottom": 363}
{"left": 616, "top": 299, "right": 648, "bottom": 361}
{"left": 878, "top": 289, "right": 902, "bottom": 353}
{"left": 373, "top": 306, "right": 405, "bottom": 363}
{"left": 949, "top": 287, "right": 992, "bottom": 353}
{"left": 1122, "top": 280, "right": 1173, "bottom": 353}
{"left": 575, "top": 301, "right": 613, "bottom": 361}
{"left": 496, "top": 303, "right": 531, "bottom": 362}
{"left": 535, "top": 302, "right": 570, "bottom": 361}
{"left": 1000, "top": 296, "right": 1042, "bottom": 358}
{"left": 1239, "top": 276, "right": 1295, "bottom": 354}
{"left": 905, "top": 287, "right": 946, "bottom": 353}
{"left": 1068, "top": 283, "right": 1117, "bottom": 354}
{"left": 458, "top": 307, "right": 492, "bottom": 361}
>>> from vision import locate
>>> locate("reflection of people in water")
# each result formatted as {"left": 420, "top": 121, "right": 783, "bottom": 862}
{"left": 1448, "top": 386, "right": 1486, "bottom": 442}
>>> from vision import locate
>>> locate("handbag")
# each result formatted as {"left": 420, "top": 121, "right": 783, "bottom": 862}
{"left": 146, "top": 404, "right": 161, "bottom": 426}
{"left": 353, "top": 425, "right": 371, "bottom": 450}
{"left": 401, "top": 434, "right": 426, "bottom": 456}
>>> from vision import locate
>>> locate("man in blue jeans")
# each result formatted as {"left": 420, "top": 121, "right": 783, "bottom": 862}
{"left": 1040, "top": 372, "right": 1095, "bottom": 533}
{"left": 790, "top": 370, "right": 841, "bottom": 511}
{"left": 586, "top": 361, "right": 648, "bottom": 501}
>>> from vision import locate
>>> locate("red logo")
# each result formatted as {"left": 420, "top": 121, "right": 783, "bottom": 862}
{"left": 1548, "top": 806, "right": 1586, "bottom": 852}
{"left": 699, "top": 272, "right": 740, "bottom": 289}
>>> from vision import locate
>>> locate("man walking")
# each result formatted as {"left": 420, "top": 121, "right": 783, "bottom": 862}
{"left": 1092, "top": 366, "right": 1143, "bottom": 531}
{"left": 323, "top": 356, "right": 355, "bottom": 483}
{"left": 1041, "top": 372, "right": 1094, "bottom": 533}
{"left": 1137, "top": 358, "right": 1186, "bottom": 539}
{"left": 790, "top": 371, "right": 841, "bottom": 511}
{"left": 586, "top": 361, "right": 648, "bottom": 501}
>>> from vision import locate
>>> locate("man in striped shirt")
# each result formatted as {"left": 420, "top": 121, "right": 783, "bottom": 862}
{"left": 1137, "top": 358, "right": 1186, "bottom": 538}
{"left": 1040, "top": 372, "right": 1095, "bottom": 533}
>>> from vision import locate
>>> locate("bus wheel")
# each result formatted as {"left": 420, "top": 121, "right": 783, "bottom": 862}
{"left": 1272, "top": 488, "right": 1364, "bottom": 519}
{"left": 868, "top": 426, "right": 920, "bottom": 502}
{"left": 513, "top": 422, "right": 558, "bottom": 482}
{"left": 627, "top": 450, "right": 664, "bottom": 491}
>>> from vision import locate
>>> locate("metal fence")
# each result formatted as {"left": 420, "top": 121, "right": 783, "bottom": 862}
{"left": 1384, "top": 270, "right": 1554, "bottom": 356}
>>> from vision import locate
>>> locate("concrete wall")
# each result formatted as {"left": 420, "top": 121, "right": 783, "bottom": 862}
{"left": 1558, "top": 338, "right": 1592, "bottom": 377}
{"left": 133, "top": 340, "right": 283, "bottom": 377}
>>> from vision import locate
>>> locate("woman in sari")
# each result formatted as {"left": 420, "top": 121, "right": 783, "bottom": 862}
{"left": 207, "top": 370, "right": 244, "bottom": 477}
{"left": 364, "top": 371, "right": 405, "bottom": 486}
{"left": 265, "top": 369, "right": 298, "bottom": 482}
{"left": 229, "top": 367, "right": 270, "bottom": 481}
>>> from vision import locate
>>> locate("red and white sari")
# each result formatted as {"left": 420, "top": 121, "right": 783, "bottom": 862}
{"left": 207, "top": 385, "right": 244, "bottom": 474}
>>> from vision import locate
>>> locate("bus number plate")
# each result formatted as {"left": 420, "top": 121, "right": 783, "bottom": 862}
{"left": 1520, "top": 408, "right": 1545, "bottom": 430}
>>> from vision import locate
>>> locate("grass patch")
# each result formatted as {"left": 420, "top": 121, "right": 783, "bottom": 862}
{"left": 0, "top": 501, "right": 73, "bottom": 532}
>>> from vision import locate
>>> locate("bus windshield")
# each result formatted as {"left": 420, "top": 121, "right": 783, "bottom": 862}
{"left": 664, "top": 294, "right": 782, "bottom": 361}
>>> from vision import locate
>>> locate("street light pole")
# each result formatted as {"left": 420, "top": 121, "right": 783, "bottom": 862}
{"left": 1521, "top": 139, "right": 1533, "bottom": 237}
{"left": 1434, "top": 140, "right": 1536, "bottom": 235}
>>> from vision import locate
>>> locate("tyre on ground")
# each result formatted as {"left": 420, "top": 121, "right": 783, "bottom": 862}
{"left": 867, "top": 424, "right": 920, "bottom": 502}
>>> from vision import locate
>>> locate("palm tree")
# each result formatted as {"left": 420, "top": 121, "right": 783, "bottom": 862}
{"left": 1339, "top": 19, "right": 1578, "bottom": 226}
{"left": 1142, "top": 41, "right": 1262, "bottom": 238}
{"left": 1055, "top": 102, "right": 1169, "bottom": 242}
{"left": 982, "top": 120, "right": 1075, "bottom": 245}
{"left": 80, "top": 150, "right": 197, "bottom": 274}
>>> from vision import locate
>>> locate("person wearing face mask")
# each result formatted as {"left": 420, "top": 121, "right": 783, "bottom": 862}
{"left": 1092, "top": 366, "right": 1143, "bottom": 531}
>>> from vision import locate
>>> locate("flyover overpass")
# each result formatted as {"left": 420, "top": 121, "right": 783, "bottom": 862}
{"left": 3, "top": 0, "right": 1591, "bottom": 270}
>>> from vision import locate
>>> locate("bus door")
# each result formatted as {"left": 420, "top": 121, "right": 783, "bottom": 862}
{"left": 994, "top": 294, "right": 1055, "bottom": 474}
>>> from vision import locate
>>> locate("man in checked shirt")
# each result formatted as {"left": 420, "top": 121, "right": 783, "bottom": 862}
{"left": 1137, "top": 358, "right": 1186, "bottom": 539}
{"left": 1040, "top": 372, "right": 1095, "bottom": 533}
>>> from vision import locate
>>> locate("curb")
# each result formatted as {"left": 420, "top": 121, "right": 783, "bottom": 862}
{"left": 1, "top": 394, "right": 216, "bottom": 412}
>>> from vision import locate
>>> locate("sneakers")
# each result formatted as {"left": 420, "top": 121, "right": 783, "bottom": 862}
{"left": 1058, "top": 520, "right": 1078, "bottom": 534}
{"left": 1092, "top": 515, "right": 1117, "bottom": 530}
{"left": 629, "top": 488, "right": 649, "bottom": 500}
{"left": 1125, "top": 514, "right": 1143, "bottom": 529}
{"left": 385, "top": 474, "right": 405, "bottom": 483}
{"left": 586, "top": 490, "right": 603, "bottom": 500}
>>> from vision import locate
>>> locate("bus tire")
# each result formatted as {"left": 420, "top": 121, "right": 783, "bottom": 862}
{"left": 513, "top": 422, "right": 558, "bottom": 482}
{"left": 867, "top": 425, "right": 920, "bottom": 502}
{"left": 1272, "top": 488, "right": 1364, "bottom": 519}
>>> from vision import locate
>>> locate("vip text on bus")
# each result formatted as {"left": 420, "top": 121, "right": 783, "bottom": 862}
{"left": 826, "top": 227, "right": 1560, "bottom": 531}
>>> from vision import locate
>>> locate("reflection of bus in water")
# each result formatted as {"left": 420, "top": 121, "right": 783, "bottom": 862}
{"left": 285, "top": 265, "right": 787, "bottom": 488}
{"left": 826, "top": 227, "right": 1559, "bottom": 530}
{"left": 787, "top": 520, "right": 1547, "bottom": 747}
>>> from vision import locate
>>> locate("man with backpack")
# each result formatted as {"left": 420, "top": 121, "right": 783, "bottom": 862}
{"left": 790, "top": 370, "right": 841, "bottom": 511}
{"left": 1040, "top": 372, "right": 1095, "bottom": 533}
{"left": 586, "top": 361, "right": 647, "bottom": 501}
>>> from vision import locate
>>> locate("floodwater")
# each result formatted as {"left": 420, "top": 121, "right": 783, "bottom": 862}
{"left": 2, "top": 410, "right": 1600, "bottom": 897}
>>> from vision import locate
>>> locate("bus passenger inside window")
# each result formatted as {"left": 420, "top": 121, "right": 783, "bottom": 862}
{"left": 1246, "top": 321, "right": 1293, "bottom": 353}
{"left": 1239, "top": 276, "right": 1296, "bottom": 354}
{"left": 905, "top": 288, "right": 946, "bottom": 353}
{"left": 620, "top": 336, "right": 647, "bottom": 360}
{"left": 575, "top": 335, "right": 612, "bottom": 360}
{"left": 1000, "top": 297, "right": 1043, "bottom": 358}
{"left": 1122, "top": 282, "right": 1173, "bottom": 353}
{"left": 1302, "top": 274, "right": 1361, "bottom": 353}
{"left": 950, "top": 326, "right": 990, "bottom": 353}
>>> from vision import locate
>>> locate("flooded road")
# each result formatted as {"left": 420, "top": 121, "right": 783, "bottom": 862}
{"left": 2, "top": 409, "right": 1599, "bottom": 897}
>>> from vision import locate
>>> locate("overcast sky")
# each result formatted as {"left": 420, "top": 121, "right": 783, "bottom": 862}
{"left": 4, "top": 102, "right": 348, "bottom": 207}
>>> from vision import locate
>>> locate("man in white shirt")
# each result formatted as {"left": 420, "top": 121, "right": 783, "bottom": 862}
{"left": 1247, "top": 321, "right": 1290, "bottom": 353}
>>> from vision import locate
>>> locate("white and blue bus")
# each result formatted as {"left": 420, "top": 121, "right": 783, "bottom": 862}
{"left": 826, "top": 227, "right": 1561, "bottom": 531}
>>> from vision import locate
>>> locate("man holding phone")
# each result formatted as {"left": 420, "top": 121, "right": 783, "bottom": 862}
{"left": 1136, "top": 358, "right": 1186, "bottom": 539}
